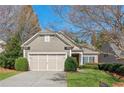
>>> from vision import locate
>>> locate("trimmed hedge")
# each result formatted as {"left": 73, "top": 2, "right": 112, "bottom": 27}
{"left": 15, "top": 57, "right": 29, "bottom": 71}
{"left": 79, "top": 63, "right": 98, "bottom": 69}
{"left": 98, "top": 63, "right": 124, "bottom": 76}
{"left": 64, "top": 57, "right": 78, "bottom": 72}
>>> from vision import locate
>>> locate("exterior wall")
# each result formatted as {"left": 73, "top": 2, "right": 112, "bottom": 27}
{"left": 117, "top": 59, "right": 124, "bottom": 64}
{"left": 98, "top": 43, "right": 117, "bottom": 63}
{"left": 22, "top": 33, "right": 99, "bottom": 65}
{"left": 24, "top": 35, "right": 68, "bottom": 57}
{"left": 94, "top": 55, "right": 98, "bottom": 63}
{"left": 99, "top": 54, "right": 117, "bottom": 63}
{"left": 66, "top": 50, "right": 71, "bottom": 57}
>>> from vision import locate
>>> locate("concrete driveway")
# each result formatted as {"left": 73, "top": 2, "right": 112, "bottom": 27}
{"left": 0, "top": 71, "right": 67, "bottom": 87}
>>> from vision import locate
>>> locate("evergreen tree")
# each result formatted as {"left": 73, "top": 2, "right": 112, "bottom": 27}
{"left": 0, "top": 34, "right": 22, "bottom": 69}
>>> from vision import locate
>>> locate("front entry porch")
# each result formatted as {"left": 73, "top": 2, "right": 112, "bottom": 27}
{"left": 72, "top": 54, "right": 80, "bottom": 66}
{"left": 71, "top": 52, "right": 98, "bottom": 66}
{"left": 69, "top": 49, "right": 98, "bottom": 66}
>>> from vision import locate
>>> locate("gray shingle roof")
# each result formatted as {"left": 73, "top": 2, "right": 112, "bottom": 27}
{"left": 110, "top": 43, "right": 123, "bottom": 58}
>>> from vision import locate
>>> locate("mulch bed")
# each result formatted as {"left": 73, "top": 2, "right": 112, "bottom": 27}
{"left": 111, "top": 72, "right": 124, "bottom": 80}
{"left": 110, "top": 72, "right": 124, "bottom": 87}
{"left": 113, "top": 82, "right": 124, "bottom": 87}
{"left": 0, "top": 67, "right": 16, "bottom": 73}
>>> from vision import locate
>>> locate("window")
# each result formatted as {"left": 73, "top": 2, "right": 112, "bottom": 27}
{"left": 83, "top": 56, "right": 95, "bottom": 64}
{"left": 64, "top": 47, "right": 68, "bottom": 50}
{"left": 44, "top": 35, "right": 50, "bottom": 42}
{"left": 89, "top": 57, "right": 94, "bottom": 63}
{"left": 64, "top": 47, "right": 71, "bottom": 50}
{"left": 104, "top": 54, "right": 108, "bottom": 57}
{"left": 24, "top": 47, "right": 30, "bottom": 50}
{"left": 83, "top": 57, "right": 89, "bottom": 64}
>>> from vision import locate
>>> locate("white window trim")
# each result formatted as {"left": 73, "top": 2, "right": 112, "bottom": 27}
{"left": 82, "top": 55, "right": 96, "bottom": 64}
{"left": 44, "top": 35, "right": 50, "bottom": 42}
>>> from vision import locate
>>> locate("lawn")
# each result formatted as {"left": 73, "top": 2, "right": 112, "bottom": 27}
{"left": 0, "top": 68, "right": 19, "bottom": 80}
{"left": 67, "top": 69, "right": 124, "bottom": 87}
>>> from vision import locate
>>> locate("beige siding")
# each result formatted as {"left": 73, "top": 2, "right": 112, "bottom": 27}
{"left": 24, "top": 35, "right": 68, "bottom": 57}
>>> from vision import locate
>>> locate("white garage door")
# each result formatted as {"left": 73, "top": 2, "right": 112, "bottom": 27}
{"left": 28, "top": 53, "right": 66, "bottom": 71}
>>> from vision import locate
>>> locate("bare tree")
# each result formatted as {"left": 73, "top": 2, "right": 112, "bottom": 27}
{"left": 16, "top": 5, "right": 41, "bottom": 43}
{"left": 53, "top": 6, "right": 124, "bottom": 50}
{"left": 0, "top": 5, "right": 41, "bottom": 42}
{"left": 0, "top": 6, "right": 22, "bottom": 40}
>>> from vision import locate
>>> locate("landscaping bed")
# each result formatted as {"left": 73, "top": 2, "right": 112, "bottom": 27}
{"left": 98, "top": 63, "right": 124, "bottom": 77}
{"left": 0, "top": 67, "right": 19, "bottom": 80}
{"left": 0, "top": 67, "right": 16, "bottom": 72}
{"left": 112, "top": 82, "right": 124, "bottom": 87}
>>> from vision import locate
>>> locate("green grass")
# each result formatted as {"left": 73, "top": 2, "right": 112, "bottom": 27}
{"left": 67, "top": 69, "right": 124, "bottom": 87}
{"left": 0, "top": 71, "right": 19, "bottom": 80}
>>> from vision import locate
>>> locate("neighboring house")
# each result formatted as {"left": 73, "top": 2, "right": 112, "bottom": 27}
{"left": 0, "top": 39, "right": 6, "bottom": 53}
{"left": 21, "top": 31, "right": 99, "bottom": 71}
{"left": 99, "top": 43, "right": 124, "bottom": 64}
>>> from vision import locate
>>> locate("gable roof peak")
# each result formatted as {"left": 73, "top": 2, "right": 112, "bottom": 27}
{"left": 45, "top": 29, "right": 55, "bottom": 33}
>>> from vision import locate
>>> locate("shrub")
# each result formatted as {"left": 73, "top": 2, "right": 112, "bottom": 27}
{"left": 103, "top": 64, "right": 113, "bottom": 71}
{"left": 111, "top": 63, "right": 123, "bottom": 72}
{"left": 64, "top": 57, "right": 78, "bottom": 72}
{"left": 102, "top": 64, "right": 108, "bottom": 70}
{"left": 98, "top": 64, "right": 106, "bottom": 70}
{"left": 98, "top": 64, "right": 102, "bottom": 70}
{"left": 98, "top": 63, "right": 124, "bottom": 75}
{"left": 116, "top": 66, "right": 124, "bottom": 76}
{"left": 98, "top": 63, "right": 123, "bottom": 72}
{"left": 107, "top": 64, "right": 115, "bottom": 72}
{"left": 79, "top": 63, "right": 98, "bottom": 69}
{"left": 15, "top": 57, "right": 29, "bottom": 71}
{"left": 0, "top": 53, "right": 8, "bottom": 68}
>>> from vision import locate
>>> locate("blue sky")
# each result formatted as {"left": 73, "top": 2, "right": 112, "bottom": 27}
{"left": 32, "top": 5, "right": 77, "bottom": 32}
{"left": 32, "top": 5, "right": 58, "bottom": 31}
{"left": 32, "top": 5, "right": 93, "bottom": 43}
